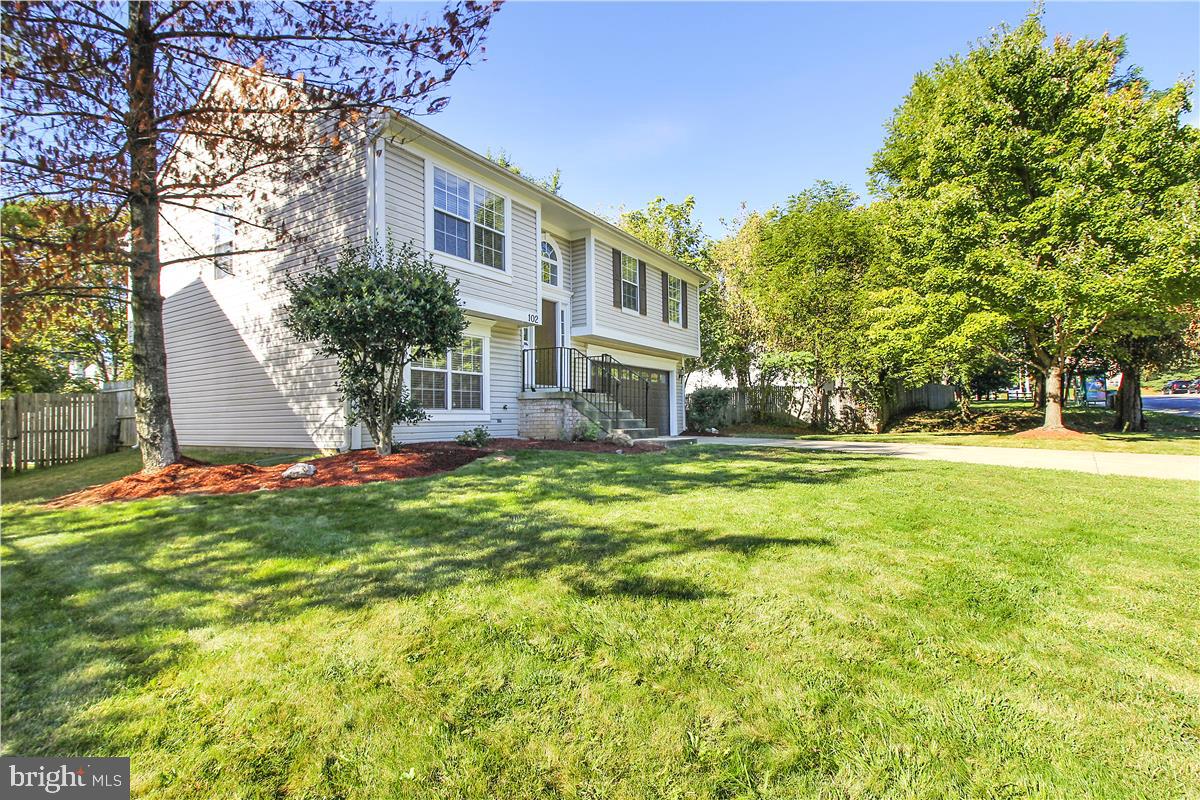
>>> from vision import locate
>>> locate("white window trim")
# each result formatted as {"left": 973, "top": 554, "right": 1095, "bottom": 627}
{"left": 667, "top": 274, "right": 683, "bottom": 327}
{"left": 424, "top": 159, "right": 513, "bottom": 284}
{"left": 403, "top": 319, "right": 493, "bottom": 422}
{"left": 619, "top": 252, "right": 640, "bottom": 312}
{"left": 541, "top": 235, "right": 562, "bottom": 288}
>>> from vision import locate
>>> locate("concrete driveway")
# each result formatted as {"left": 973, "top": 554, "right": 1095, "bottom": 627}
{"left": 699, "top": 437, "right": 1200, "bottom": 482}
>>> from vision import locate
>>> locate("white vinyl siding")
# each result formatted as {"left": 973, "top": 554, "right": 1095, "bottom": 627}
{"left": 570, "top": 238, "right": 587, "bottom": 329}
{"left": 385, "top": 142, "right": 538, "bottom": 324}
{"left": 432, "top": 165, "right": 506, "bottom": 271}
{"left": 160, "top": 106, "right": 365, "bottom": 450}
{"left": 590, "top": 239, "right": 700, "bottom": 357}
{"left": 361, "top": 324, "right": 523, "bottom": 446}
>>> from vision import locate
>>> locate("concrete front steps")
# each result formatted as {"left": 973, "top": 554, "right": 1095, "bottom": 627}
{"left": 571, "top": 399, "right": 658, "bottom": 440}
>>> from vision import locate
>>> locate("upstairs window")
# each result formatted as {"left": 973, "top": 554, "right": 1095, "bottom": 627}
{"left": 433, "top": 166, "right": 506, "bottom": 271}
{"left": 620, "top": 253, "right": 639, "bottom": 310}
{"left": 667, "top": 275, "right": 682, "bottom": 324}
{"left": 212, "top": 204, "right": 233, "bottom": 279}
{"left": 541, "top": 239, "right": 560, "bottom": 287}
{"left": 411, "top": 336, "right": 485, "bottom": 411}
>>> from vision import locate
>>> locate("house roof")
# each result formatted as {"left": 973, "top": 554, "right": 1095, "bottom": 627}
{"left": 379, "top": 110, "right": 707, "bottom": 281}
{"left": 168, "top": 64, "right": 705, "bottom": 281}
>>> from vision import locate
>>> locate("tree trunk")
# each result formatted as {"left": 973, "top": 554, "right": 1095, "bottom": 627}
{"left": 1114, "top": 365, "right": 1146, "bottom": 432}
{"left": 957, "top": 385, "right": 974, "bottom": 421}
{"left": 374, "top": 425, "right": 393, "bottom": 456}
{"left": 1032, "top": 372, "right": 1046, "bottom": 409}
{"left": 1042, "top": 361, "right": 1066, "bottom": 429}
{"left": 127, "top": 0, "right": 180, "bottom": 471}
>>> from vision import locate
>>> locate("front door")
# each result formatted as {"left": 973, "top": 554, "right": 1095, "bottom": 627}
{"left": 534, "top": 298, "right": 558, "bottom": 386}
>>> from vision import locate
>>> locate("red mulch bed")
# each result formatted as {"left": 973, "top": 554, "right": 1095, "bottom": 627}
{"left": 48, "top": 439, "right": 663, "bottom": 507}
{"left": 1012, "top": 427, "right": 1087, "bottom": 440}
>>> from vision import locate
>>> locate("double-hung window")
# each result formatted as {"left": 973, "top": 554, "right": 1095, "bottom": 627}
{"left": 410, "top": 336, "right": 485, "bottom": 412}
{"left": 620, "top": 253, "right": 639, "bottom": 310}
{"left": 433, "top": 166, "right": 506, "bottom": 271}
{"left": 541, "top": 239, "right": 560, "bottom": 287}
{"left": 667, "top": 275, "right": 683, "bottom": 324}
{"left": 212, "top": 204, "right": 233, "bottom": 279}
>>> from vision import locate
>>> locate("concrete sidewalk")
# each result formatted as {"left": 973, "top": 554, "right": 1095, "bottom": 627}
{"left": 699, "top": 437, "right": 1200, "bottom": 482}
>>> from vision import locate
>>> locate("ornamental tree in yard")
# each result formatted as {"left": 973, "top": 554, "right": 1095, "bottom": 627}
{"left": 284, "top": 239, "right": 466, "bottom": 456}
{"left": 2, "top": 0, "right": 499, "bottom": 469}
{"left": 870, "top": 11, "right": 1200, "bottom": 430}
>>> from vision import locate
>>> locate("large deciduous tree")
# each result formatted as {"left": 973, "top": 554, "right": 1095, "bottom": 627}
{"left": 3, "top": 0, "right": 499, "bottom": 469}
{"left": 1, "top": 200, "right": 131, "bottom": 394}
{"left": 283, "top": 239, "right": 466, "bottom": 456}
{"left": 747, "top": 183, "right": 883, "bottom": 418}
{"left": 870, "top": 10, "right": 1200, "bottom": 430}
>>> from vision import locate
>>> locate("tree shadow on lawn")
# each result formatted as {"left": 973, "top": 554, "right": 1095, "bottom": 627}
{"left": 1, "top": 447, "right": 874, "bottom": 754}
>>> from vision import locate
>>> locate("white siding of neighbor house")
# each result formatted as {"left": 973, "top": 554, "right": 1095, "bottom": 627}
{"left": 160, "top": 122, "right": 366, "bottom": 451}
{"left": 360, "top": 322, "right": 523, "bottom": 447}
{"left": 382, "top": 141, "right": 539, "bottom": 324}
{"left": 591, "top": 239, "right": 700, "bottom": 357}
{"left": 569, "top": 238, "right": 588, "bottom": 329}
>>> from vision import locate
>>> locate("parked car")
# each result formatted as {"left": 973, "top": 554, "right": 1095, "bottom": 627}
{"left": 1162, "top": 380, "right": 1192, "bottom": 394}
{"left": 1191, "top": 379, "right": 1200, "bottom": 394}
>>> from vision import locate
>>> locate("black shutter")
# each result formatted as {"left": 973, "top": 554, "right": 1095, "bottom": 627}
{"left": 612, "top": 248, "right": 622, "bottom": 308}
{"left": 638, "top": 260, "right": 647, "bottom": 315}
{"left": 682, "top": 282, "right": 689, "bottom": 329}
{"left": 661, "top": 271, "right": 669, "bottom": 322}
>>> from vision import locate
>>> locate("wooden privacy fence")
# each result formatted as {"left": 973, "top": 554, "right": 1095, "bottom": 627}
{"left": 2, "top": 387, "right": 134, "bottom": 473}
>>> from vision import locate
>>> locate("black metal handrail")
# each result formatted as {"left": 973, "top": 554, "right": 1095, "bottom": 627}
{"left": 521, "top": 346, "right": 663, "bottom": 432}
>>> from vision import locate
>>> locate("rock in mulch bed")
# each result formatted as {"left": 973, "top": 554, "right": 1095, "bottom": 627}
{"left": 47, "top": 438, "right": 664, "bottom": 507}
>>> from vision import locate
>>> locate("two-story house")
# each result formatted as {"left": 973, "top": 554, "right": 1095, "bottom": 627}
{"left": 160, "top": 88, "right": 702, "bottom": 451}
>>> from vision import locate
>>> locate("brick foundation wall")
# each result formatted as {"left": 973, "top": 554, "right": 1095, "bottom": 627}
{"left": 517, "top": 395, "right": 587, "bottom": 440}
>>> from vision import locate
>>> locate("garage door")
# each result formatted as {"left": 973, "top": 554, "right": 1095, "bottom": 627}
{"left": 615, "top": 366, "right": 671, "bottom": 436}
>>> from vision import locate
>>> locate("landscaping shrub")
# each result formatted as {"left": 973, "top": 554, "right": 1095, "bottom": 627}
{"left": 454, "top": 426, "right": 493, "bottom": 448}
{"left": 687, "top": 386, "right": 734, "bottom": 432}
{"left": 573, "top": 420, "right": 603, "bottom": 442}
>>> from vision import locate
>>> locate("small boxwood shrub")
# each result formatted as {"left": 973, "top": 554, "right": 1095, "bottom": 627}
{"left": 686, "top": 386, "right": 734, "bottom": 432}
{"left": 454, "top": 426, "right": 493, "bottom": 448}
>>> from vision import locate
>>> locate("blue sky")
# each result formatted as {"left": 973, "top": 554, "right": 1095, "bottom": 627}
{"left": 400, "top": 1, "right": 1199, "bottom": 236}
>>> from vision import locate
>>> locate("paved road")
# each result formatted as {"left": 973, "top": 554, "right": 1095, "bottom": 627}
{"left": 698, "top": 437, "right": 1200, "bottom": 482}
{"left": 1143, "top": 394, "right": 1200, "bottom": 418}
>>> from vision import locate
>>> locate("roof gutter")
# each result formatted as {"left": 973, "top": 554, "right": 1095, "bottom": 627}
{"left": 381, "top": 111, "right": 708, "bottom": 282}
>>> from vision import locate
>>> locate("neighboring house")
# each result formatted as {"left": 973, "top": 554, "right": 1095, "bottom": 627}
{"left": 160, "top": 78, "right": 703, "bottom": 451}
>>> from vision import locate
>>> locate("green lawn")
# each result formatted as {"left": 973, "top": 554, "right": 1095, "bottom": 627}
{"left": 3, "top": 447, "right": 1198, "bottom": 798}
{"left": 727, "top": 402, "right": 1200, "bottom": 455}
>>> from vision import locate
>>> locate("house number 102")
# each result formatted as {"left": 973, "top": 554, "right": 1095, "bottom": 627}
{"left": 527, "top": 313, "right": 540, "bottom": 325}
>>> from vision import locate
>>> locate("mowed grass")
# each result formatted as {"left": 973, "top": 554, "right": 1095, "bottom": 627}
{"left": 2, "top": 447, "right": 1198, "bottom": 799}
{"left": 730, "top": 402, "right": 1200, "bottom": 455}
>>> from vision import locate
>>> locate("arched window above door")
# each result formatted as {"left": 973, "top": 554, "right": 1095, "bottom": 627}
{"left": 540, "top": 238, "right": 560, "bottom": 287}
